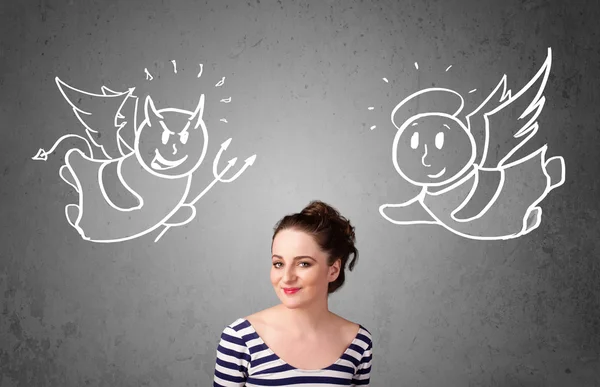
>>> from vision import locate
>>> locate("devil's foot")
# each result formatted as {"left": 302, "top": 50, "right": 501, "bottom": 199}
{"left": 523, "top": 206, "right": 542, "bottom": 233}
{"left": 65, "top": 203, "right": 90, "bottom": 240}
{"left": 59, "top": 164, "right": 78, "bottom": 193}
{"left": 65, "top": 204, "right": 79, "bottom": 227}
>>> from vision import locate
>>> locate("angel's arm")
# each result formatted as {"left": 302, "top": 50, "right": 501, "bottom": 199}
{"left": 451, "top": 168, "right": 503, "bottom": 222}
{"left": 379, "top": 188, "right": 438, "bottom": 225}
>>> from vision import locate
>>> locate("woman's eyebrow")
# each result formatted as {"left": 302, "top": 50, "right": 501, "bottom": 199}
{"left": 272, "top": 255, "right": 316, "bottom": 261}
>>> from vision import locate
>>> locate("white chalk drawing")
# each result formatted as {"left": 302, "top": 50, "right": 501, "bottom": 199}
{"left": 377, "top": 47, "right": 565, "bottom": 240}
{"left": 144, "top": 68, "right": 153, "bottom": 81}
{"left": 33, "top": 60, "right": 256, "bottom": 243}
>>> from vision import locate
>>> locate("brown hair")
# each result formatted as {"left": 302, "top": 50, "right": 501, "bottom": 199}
{"left": 272, "top": 200, "right": 359, "bottom": 294}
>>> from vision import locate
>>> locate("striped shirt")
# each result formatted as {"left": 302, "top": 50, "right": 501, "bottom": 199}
{"left": 213, "top": 318, "right": 372, "bottom": 386}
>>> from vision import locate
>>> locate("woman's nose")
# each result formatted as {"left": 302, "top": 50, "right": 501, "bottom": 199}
{"left": 282, "top": 267, "right": 296, "bottom": 281}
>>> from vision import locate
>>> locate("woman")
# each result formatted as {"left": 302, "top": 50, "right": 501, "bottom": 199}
{"left": 213, "top": 200, "right": 373, "bottom": 386}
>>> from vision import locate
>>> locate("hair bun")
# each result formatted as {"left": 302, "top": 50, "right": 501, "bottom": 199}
{"left": 301, "top": 200, "right": 355, "bottom": 242}
{"left": 301, "top": 201, "right": 331, "bottom": 218}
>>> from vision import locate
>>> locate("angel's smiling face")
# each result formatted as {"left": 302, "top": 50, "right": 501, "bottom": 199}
{"left": 135, "top": 95, "right": 208, "bottom": 179}
{"left": 393, "top": 113, "right": 476, "bottom": 186}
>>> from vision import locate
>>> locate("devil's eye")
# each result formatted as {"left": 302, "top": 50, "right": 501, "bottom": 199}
{"left": 410, "top": 132, "right": 419, "bottom": 149}
{"left": 435, "top": 132, "right": 444, "bottom": 149}
{"left": 180, "top": 131, "right": 189, "bottom": 144}
{"left": 161, "top": 129, "right": 170, "bottom": 144}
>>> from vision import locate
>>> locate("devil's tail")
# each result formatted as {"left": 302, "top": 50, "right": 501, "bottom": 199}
{"left": 32, "top": 134, "right": 96, "bottom": 161}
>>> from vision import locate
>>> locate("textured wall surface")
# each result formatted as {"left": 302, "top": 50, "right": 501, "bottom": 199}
{"left": 1, "top": 0, "right": 599, "bottom": 386}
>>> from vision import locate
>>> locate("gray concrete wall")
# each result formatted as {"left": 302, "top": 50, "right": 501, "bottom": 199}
{"left": 1, "top": 0, "right": 599, "bottom": 385}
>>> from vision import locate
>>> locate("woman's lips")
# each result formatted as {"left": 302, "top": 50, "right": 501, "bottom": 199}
{"left": 283, "top": 288, "right": 300, "bottom": 295}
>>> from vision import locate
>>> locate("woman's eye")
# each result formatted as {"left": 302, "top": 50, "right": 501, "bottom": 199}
{"left": 273, "top": 262, "right": 282, "bottom": 268}
{"left": 299, "top": 262, "right": 310, "bottom": 267}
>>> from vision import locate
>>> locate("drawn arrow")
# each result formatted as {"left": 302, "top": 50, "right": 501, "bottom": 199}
{"left": 191, "top": 157, "right": 237, "bottom": 206}
{"left": 213, "top": 138, "right": 232, "bottom": 179}
{"left": 217, "top": 154, "right": 257, "bottom": 183}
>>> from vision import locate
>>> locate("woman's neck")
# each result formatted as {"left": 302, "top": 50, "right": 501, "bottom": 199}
{"left": 275, "top": 301, "right": 334, "bottom": 337}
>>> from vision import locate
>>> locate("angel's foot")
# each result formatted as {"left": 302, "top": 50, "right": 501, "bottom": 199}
{"left": 544, "top": 156, "right": 565, "bottom": 191}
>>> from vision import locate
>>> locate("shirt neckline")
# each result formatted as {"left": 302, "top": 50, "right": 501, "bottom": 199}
{"left": 242, "top": 318, "right": 362, "bottom": 373}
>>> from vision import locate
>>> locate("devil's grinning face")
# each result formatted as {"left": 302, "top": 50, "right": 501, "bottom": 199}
{"left": 135, "top": 95, "right": 208, "bottom": 179}
{"left": 392, "top": 113, "right": 476, "bottom": 187}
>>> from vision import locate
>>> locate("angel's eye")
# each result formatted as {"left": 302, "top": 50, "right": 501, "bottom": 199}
{"left": 180, "top": 131, "right": 189, "bottom": 145}
{"left": 435, "top": 132, "right": 444, "bottom": 149}
{"left": 161, "top": 129, "right": 170, "bottom": 145}
{"left": 410, "top": 132, "right": 419, "bottom": 149}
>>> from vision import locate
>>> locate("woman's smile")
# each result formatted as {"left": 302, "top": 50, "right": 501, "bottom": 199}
{"left": 283, "top": 287, "right": 301, "bottom": 295}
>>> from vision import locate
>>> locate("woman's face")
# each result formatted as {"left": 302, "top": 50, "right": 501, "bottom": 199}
{"left": 270, "top": 228, "right": 340, "bottom": 309}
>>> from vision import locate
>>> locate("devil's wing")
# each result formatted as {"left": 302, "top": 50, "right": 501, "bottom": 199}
{"left": 55, "top": 77, "right": 138, "bottom": 160}
{"left": 465, "top": 47, "right": 552, "bottom": 169}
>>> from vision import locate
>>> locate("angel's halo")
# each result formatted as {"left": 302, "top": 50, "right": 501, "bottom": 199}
{"left": 391, "top": 88, "right": 465, "bottom": 131}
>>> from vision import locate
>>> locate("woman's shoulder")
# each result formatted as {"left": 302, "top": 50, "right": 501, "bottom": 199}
{"left": 218, "top": 307, "right": 272, "bottom": 335}
{"left": 337, "top": 314, "right": 371, "bottom": 336}
{"left": 221, "top": 316, "right": 253, "bottom": 336}
{"left": 351, "top": 321, "right": 373, "bottom": 350}
{"left": 244, "top": 306, "right": 278, "bottom": 327}
{"left": 336, "top": 320, "right": 372, "bottom": 359}
{"left": 332, "top": 314, "right": 371, "bottom": 343}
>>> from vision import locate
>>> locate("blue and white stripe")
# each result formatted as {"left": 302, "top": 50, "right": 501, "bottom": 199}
{"left": 214, "top": 318, "right": 372, "bottom": 386}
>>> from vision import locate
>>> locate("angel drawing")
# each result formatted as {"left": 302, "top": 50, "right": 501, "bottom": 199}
{"left": 379, "top": 47, "right": 565, "bottom": 240}
{"left": 33, "top": 65, "right": 256, "bottom": 243}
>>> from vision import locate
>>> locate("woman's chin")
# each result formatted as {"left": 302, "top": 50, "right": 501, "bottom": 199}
{"left": 281, "top": 302, "right": 301, "bottom": 309}
{"left": 279, "top": 295, "right": 301, "bottom": 305}
{"left": 279, "top": 296, "right": 305, "bottom": 309}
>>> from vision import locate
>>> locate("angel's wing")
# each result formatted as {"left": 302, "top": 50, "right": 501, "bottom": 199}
{"left": 465, "top": 47, "right": 552, "bottom": 169}
{"left": 55, "top": 77, "right": 139, "bottom": 160}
